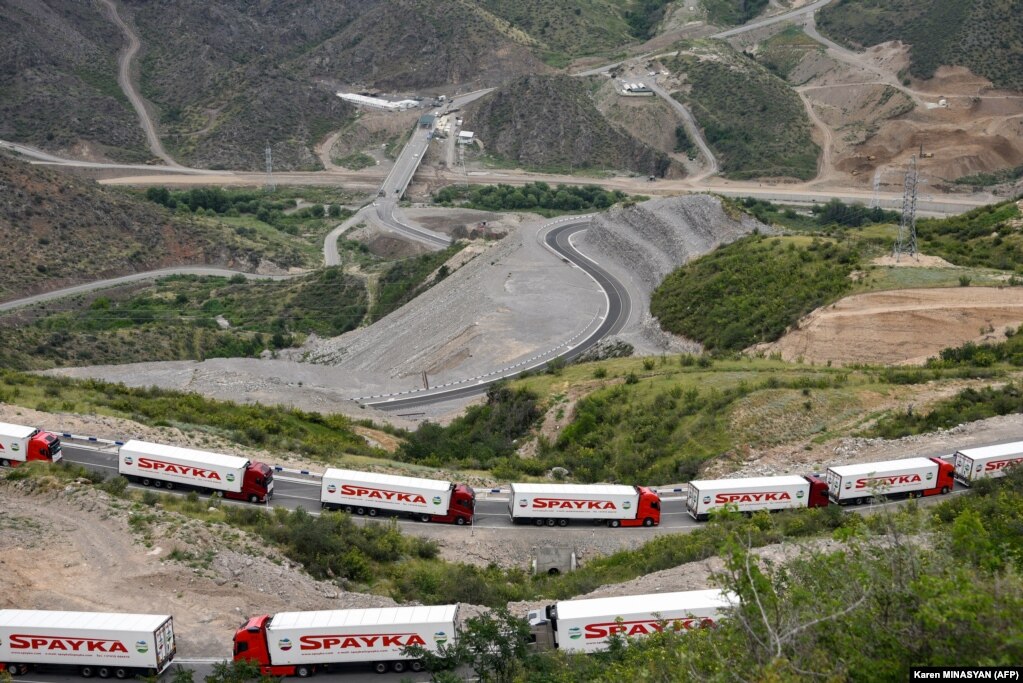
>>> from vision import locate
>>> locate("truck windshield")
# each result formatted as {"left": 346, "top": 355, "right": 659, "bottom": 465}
{"left": 46, "top": 436, "right": 62, "bottom": 457}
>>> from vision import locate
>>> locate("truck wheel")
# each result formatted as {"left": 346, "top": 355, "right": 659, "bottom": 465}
{"left": 141, "top": 478, "right": 151, "bottom": 486}
{"left": 97, "top": 667, "right": 110, "bottom": 678}
{"left": 419, "top": 514, "right": 431, "bottom": 522}
{"left": 295, "top": 666, "right": 311, "bottom": 678}
{"left": 546, "top": 518, "right": 556, "bottom": 526}
{"left": 941, "top": 486, "right": 950, "bottom": 494}
{"left": 114, "top": 668, "right": 128, "bottom": 679}
{"left": 392, "top": 661, "right": 406, "bottom": 673}
{"left": 373, "top": 662, "right": 388, "bottom": 674}
{"left": 455, "top": 517, "right": 466, "bottom": 526}
{"left": 558, "top": 518, "right": 569, "bottom": 527}
{"left": 0, "top": 459, "right": 9, "bottom": 467}
{"left": 534, "top": 518, "right": 545, "bottom": 527}
{"left": 609, "top": 519, "right": 621, "bottom": 528}
{"left": 249, "top": 494, "right": 259, "bottom": 504}
{"left": 643, "top": 517, "right": 654, "bottom": 527}
{"left": 368, "top": 508, "right": 378, "bottom": 517}
{"left": 153, "top": 480, "right": 163, "bottom": 488}
{"left": 410, "top": 660, "right": 424, "bottom": 672}
{"left": 165, "top": 481, "right": 174, "bottom": 490}
{"left": 356, "top": 507, "right": 366, "bottom": 516}
{"left": 344, "top": 505, "right": 353, "bottom": 514}
{"left": 856, "top": 497, "right": 867, "bottom": 505}
{"left": 80, "top": 666, "right": 94, "bottom": 678}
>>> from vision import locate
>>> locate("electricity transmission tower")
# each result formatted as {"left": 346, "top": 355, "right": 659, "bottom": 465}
{"left": 893, "top": 154, "right": 918, "bottom": 260}
{"left": 265, "top": 143, "right": 276, "bottom": 192}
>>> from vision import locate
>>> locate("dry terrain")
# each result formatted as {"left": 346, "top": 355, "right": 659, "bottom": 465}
{"left": 760, "top": 286, "right": 1023, "bottom": 366}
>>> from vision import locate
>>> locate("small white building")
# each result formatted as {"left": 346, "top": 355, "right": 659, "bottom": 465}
{"left": 457, "top": 131, "right": 475, "bottom": 145}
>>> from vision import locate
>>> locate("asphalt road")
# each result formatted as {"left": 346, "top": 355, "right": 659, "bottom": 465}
{"left": 358, "top": 216, "right": 631, "bottom": 410}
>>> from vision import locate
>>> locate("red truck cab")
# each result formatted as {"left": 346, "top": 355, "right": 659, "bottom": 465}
{"left": 620, "top": 486, "right": 661, "bottom": 527}
{"left": 0, "top": 426, "right": 62, "bottom": 468}
{"left": 224, "top": 462, "right": 274, "bottom": 504}
{"left": 803, "top": 475, "right": 830, "bottom": 507}
{"left": 922, "top": 457, "right": 955, "bottom": 497}
{"left": 431, "top": 483, "right": 475, "bottom": 525}
{"left": 234, "top": 615, "right": 296, "bottom": 677}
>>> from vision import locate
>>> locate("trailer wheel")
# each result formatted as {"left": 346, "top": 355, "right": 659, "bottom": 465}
{"left": 153, "top": 480, "right": 163, "bottom": 488}
{"left": 356, "top": 507, "right": 366, "bottom": 516}
{"left": 373, "top": 662, "right": 388, "bottom": 674}
{"left": 165, "top": 481, "right": 174, "bottom": 490}
{"left": 80, "top": 666, "right": 94, "bottom": 678}
{"left": 558, "top": 518, "right": 569, "bottom": 527}
{"left": 392, "top": 661, "right": 406, "bottom": 673}
{"left": 546, "top": 518, "right": 556, "bottom": 527}
{"left": 368, "top": 508, "right": 378, "bottom": 517}
{"left": 295, "top": 666, "right": 311, "bottom": 678}
{"left": 410, "top": 660, "right": 424, "bottom": 672}
{"left": 97, "top": 667, "right": 111, "bottom": 678}
{"left": 0, "top": 459, "right": 10, "bottom": 467}
{"left": 643, "top": 517, "right": 655, "bottom": 527}
{"left": 419, "top": 514, "right": 431, "bottom": 522}
{"left": 534, "top": 518, "right": 545, "bottom": 527}
{"left": 609, "top": 519, "right": 621, "bottom": 528}
{"left": 114, "top": 668, "right": 128, "bottom": 679}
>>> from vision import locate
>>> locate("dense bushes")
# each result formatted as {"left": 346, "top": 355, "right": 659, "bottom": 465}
{"left": 702, "top": 0, "right": 770, "bottom": 26}
{"left": 398, "top": 384, "right": 542, "bottom": 474}
{"left": 928, "top": 326, "right": 1023, "bottom": 368}
{"left": 434, "top": 182, "right": 627, "bottom": 214}
{"left": 650, "top": 235, "right": 859, "bottom": 351}
{"left": 916, "top": 200, "right": 1023, "bottom": 270}
{"left": 868, "top": 381, "right": 1023, "bottom": 439}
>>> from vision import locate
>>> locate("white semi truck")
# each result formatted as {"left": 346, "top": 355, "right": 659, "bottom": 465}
{"left": 508, "top": 483, "right": 661, "bottom": 527}
{"left": 686, "top": 474, "right": 830, "bottom": 520}
{"left": 0, "top": 422, "right": 62, "bottom": 467}
{"left": 118, "top": 439, "right": 273, "bottom": 503}
{"left": 528, "top": 590, "right": 735, "bottom": 653}
{"left": 234, "top": 605, "right": 458, "bottom": 676}
{"left": 953, "top": 441, "right": 1023, "bottom": 485}
{"left": 320, "top": 468, "right": 475, "bottom": 524}
{"left": 826, "top": 456, "right": 955, "bottom": 505}
{"left": 0, "top": 609, "right": 175, "bottom": 678}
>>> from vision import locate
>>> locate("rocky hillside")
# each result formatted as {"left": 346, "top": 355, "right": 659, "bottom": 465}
{"left": 0, "top": 154, "right": 271, "bottom": 301}
{"left": 0, "top": 0, "right": 148, "bottom": 161}
{"left": 819, "top": 0, "right": 1023, "bottom": 91}
{"left": 464, "top": 74, "right": 675, "bottom": 177}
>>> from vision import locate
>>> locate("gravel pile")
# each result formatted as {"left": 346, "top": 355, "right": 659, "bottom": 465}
{"left": 579, "top": 195, "right": 770, "bottom": 353}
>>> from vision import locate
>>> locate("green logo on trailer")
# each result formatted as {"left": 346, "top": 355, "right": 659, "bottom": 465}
{"left": 433, "top": 496, "right": 442, "bottom": 506}
{"left": 434, "top": 632, "right": 448, "bottom": 645}
{"left": 226, "top": 473, "right": 236, "bottom": 482}
{"left": 136, "top": 641, "right": 149, "bottom": 654}
{"left": 569, "top": 627, "right": 582, "bottom": 640}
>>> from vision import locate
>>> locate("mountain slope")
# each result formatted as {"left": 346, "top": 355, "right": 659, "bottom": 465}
{"left": 818, "top": 0, "right": 1023, "bottom": 90}
{"left": 0, "top": 154, "right": 278, "bottom": 301}
{"left": 0, "top": 0, "right": 148, "bottom": 161}
{"left": 464, "top": 74, "right": 675, "bottom": 177}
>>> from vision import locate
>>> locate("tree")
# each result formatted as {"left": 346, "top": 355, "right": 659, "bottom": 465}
{"left": 404, "top": 608, "right": 532, "bottom": 683}
{"left": 205, "top": 658, "right": 280, "bottom": 683}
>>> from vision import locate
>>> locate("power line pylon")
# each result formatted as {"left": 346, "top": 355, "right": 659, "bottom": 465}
{"left": 265, "top": 143, "right": 276, "bottom": 192}
{"left": 893, "top": 154, "right": 918, "bottom": 261}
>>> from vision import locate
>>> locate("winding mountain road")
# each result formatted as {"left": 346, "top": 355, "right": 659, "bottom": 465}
{"left": 97, "top": 0, "right": 178, "bottom": 166}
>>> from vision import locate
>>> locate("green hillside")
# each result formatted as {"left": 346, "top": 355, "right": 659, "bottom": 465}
{"left": 819, "top": 0, "right": 1023, "bottom": 90}
{"left": 668, "top": 47, "right": 820, "bottom": 179}
{"left": 466, "top": 74, "right": 673, "bottom": 176}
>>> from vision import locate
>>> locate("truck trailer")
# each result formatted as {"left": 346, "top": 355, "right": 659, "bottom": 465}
{"left": 686, "top": 475, "right": 829, "bottom": 520}
{"left": 953, "top": 441, "right": 1023, "bottom": 485}
{"left": 528, "top": 590, "right": 735, "bottom": 654}
{"left": 118, "top": 440, "right": 273, "bottom": 504}
{"left": 0, "top": 422, "right": 62, "bottom": 467}
{"left": 826, "top": 456, "right": 954, "bottom": 505}
{"left": 234, "top": 605, "right": 458, "bottom": 677}
{"left": 0, "top": 609, "right": 175, "bottom": 678}
{"left": 320, "top": 469, "right": 474, "bottom": 524}
{"left": 508, "top": 483, "right": 661, "bottom": 527}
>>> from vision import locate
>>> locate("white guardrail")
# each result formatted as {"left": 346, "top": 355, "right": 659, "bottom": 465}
{"left": 57, "top": 432, "right": 688, "bottom": 495}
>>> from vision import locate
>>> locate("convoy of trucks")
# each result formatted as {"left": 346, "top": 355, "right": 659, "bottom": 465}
{"left": 0, "top": 422, "right": 62, "bottom": 467}
{"left": 686, "top": 474, "right": 830, "bottom": 520}
{"left": 508, "top": 483, "right": 661, "bottom": 527}
{"left": 528, "top": 590, "right": 735, "bottom": 653}
{"left": 117, "top": 440, "right": 273, "bottom": 504}
{"left": 953, "top": 441, "right": 1023, "bottom": 485}
{"left": 0, "top": 610, "right": 175, "bottom": 678}
{"left": 233, "top": 605, "right": 459, "bottom": 676}
{"left": 320, "top": 469, "right": 475, "bottom": 524}
{"left": 826, "top": 456, "right": 954, "bottom": 505}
